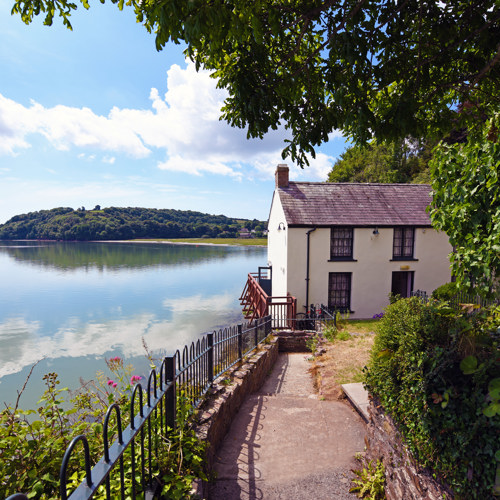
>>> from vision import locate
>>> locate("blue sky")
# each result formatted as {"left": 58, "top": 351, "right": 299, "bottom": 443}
{"left": 0, "top": 1, "right": 349, "bottom": 224}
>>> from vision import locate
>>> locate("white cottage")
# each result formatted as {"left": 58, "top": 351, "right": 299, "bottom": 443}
{"left": 267, "top": 165, "right": 452, "bottom": 319}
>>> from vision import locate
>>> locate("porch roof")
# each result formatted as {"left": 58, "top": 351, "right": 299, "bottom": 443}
{"left": 278, "top": 182, "right": 433, "bottom": 227}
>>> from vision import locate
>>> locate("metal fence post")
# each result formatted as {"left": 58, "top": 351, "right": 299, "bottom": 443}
{"left": 165, "top": 356, "right": 176, "bottom": 431}
{"left": 207, "top": 332, "right": 214, "bottom": 385}
{"left": 237, "top": 324, "right": 243, "bottom": 361}
{"left": 255, "top": 317, "right": 260, "bottom": 346}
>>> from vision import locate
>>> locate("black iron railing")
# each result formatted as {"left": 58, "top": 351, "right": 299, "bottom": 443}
{"left": 410, "top": 289, "right": 429, "bottom": 300}
{"left": 7, "top": 315, "right": 272, "bottom": 500}
{"left": 272, "top": 304, "right": 338, "bottom": 332}
{"left": 410, "top": 289, "right": 500, "bottom": 310}
{"left": 447, "top": 291, "right": 500, "bottom": 309}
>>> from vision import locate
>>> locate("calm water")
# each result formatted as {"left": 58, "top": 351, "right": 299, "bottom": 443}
{"left": 0, "top": 241, "right": 266, "bottom": 408}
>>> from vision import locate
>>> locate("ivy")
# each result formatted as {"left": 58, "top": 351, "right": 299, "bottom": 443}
{"left": 364, "top": 297, "right": 500, "bottom": 498}
{"left": 430, "top": 114, "right": 500, "bottom": 297}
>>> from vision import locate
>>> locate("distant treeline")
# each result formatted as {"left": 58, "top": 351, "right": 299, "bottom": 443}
{"left": 0, "top": 206, "right": 267, "bottom": 241}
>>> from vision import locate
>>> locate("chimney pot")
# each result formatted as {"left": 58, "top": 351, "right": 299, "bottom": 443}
{"left": 275, "top": 164, "right": 289, "bottom": 188}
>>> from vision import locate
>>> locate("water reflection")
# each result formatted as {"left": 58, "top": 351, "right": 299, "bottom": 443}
{"left": 0, "top": 291, "right": 237, "bottom": 377}
{"left": 0, "top": 241, "right": 266, "bottom": 407}
{"left": 0, "top": 240, "right": 251, "bottom": 271}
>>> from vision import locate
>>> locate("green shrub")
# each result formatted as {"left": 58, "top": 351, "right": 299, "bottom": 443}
{"left": 350, "top": 459, "right": 386, "bottom": 499}
{"left": 322, "top": 321, "right": 338, "bottom": 342}
{"left": 0, "top": 360, "right": 206, "bottom": 499}
{"left": 431, "top": 281, "right": 459, "bottom": 301}
{"left": 336, "top": 331, "right": 352, "bottom": 341}
{"left": 364, "top": 297, "right": 500, "bottom": 499}
{"left": 306, "top": 333, "right": 320, "bottom": 353}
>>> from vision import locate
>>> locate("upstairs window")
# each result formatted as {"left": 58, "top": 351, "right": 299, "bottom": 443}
{"left": 393, "top": 227, "right": 414, "bottom": 259}
{"left": 330, "top": 227, "right": 353, "bottom": 260}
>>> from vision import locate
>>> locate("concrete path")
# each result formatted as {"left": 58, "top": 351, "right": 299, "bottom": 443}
{"left": 209, "top": 353, "right": 366, "bottom": 499}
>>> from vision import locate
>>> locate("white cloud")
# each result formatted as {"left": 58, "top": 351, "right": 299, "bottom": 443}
{"left": 252, "top": 150, "right": 336, "bottom": 181}
{"left": 294, "top": 152, "right": 336, "bottom": 181}
{"left": 0, "top": 94, "right": 33, "bottom": 155}
{"left": 0, "top": 94, "right": 150, "bottom": 158}
{"left": 158, "top": 156, "right": 243, "bottom": 178}
{"left": 0, "top": 61, "right": 341, "bottom": 179}
{"left": 112, "top": 63, "right": 293, "bottom": 177}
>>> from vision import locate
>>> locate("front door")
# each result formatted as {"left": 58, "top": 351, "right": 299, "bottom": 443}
{"left": 391, "top": 271, "right": 414, "bottom": 298}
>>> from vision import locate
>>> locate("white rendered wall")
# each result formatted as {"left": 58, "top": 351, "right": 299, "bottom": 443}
{"left": 267, "top": 194, "right": 288, "bottom": 297}
{"left": 286, "top": 227, "right": 311, "bottom": 311}
{"left": 283, "top": 227, "right": 452, "bottom": 319}
{"left": 412, "top": 228, "right": 452, "bottom": 294}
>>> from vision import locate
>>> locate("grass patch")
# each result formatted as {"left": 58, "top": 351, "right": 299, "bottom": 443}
{"left": 133, "top": 238, "right": 267, "bottom": 246}
{"left": 336, "top": 331, "right": 352, "bottom": 341}
{"left": 310, "top": 323, "right": 376, "bottom": 400}
{"left": 346, "top": 319, "right": 380, "bottom": 334}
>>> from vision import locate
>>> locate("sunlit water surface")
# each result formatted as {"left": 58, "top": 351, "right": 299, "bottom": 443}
{"left": 0, "top": 241, "right": 266, "bottom": 408}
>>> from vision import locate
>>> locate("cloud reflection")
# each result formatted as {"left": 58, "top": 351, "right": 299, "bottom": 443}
{"left": 0, "top": 291, "right": 243, "bottom": 379}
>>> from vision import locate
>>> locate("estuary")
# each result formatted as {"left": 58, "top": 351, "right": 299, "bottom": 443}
{"left": 0, "top": 240, "right": 266, "bottom": 408}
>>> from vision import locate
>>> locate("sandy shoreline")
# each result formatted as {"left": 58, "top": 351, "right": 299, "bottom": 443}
{"left": 2, "top": 238, "right": 266, "bottom": 248}
{"left": 97, "top": 239, "right": 266, "bottom": 248}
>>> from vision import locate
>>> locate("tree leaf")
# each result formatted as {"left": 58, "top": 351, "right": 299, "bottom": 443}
{"left": 460, "top": 355, "right": 478, "bottom": 375}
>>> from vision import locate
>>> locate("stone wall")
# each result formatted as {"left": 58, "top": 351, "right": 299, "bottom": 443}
{"left": 365, "top": 397, "right": 454, "bottom": 500}
{"left": 274, "top": 330, "right": 313, "bottom": 352}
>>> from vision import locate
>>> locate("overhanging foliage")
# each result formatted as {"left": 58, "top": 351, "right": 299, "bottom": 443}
{"left": 11, "top": 0, "right": 500, "bottom": 166}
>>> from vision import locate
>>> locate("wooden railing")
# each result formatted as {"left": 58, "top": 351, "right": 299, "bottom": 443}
{"left": 239, "top": 273, "right": 297, "bottom": 329}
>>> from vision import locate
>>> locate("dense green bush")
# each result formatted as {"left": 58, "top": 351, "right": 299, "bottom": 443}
{"left": 364, "top": 297, "right": 500, "bottom": 498}
{"left": 431, "top": 281, "right": 459, "bottom": 301}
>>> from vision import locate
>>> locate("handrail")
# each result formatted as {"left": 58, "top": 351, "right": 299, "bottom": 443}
{"left": 240, "top": 273, "right": 297, "bottom": 329}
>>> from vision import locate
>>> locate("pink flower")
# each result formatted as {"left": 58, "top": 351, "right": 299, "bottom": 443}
{"left": 112, "top": 382, "right": 118, "bottom": 388}
{"left": 107, "top": 380, "right": 115, "bottom": 386}
{"left": 131, "top": 375, "right": 142, "bottom": 384}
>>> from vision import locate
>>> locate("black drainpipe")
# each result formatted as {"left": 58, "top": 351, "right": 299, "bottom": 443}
{"left": 305, "top": 227, "right": 317, "bottom": 312}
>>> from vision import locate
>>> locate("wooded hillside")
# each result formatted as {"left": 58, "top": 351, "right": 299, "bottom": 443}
{"left": 0, "top": 206, "right": 266, "bottom": 241}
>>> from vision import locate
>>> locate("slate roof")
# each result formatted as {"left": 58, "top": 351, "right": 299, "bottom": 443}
{"left": 278, "top": 182, "right": 433, "bottom": 227}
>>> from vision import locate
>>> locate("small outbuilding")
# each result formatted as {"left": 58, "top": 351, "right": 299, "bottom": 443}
{"left": 239, "top": 228, "right": 252, "bottom": 239}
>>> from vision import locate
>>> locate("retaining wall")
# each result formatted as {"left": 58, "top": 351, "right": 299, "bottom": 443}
{"left": 274, "top": 330, "right": 313, "bottom": 352}
{"left": 365, "top": 397, "right": 454, "bottom": 499}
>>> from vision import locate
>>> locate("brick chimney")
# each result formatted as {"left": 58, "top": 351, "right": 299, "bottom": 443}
{"left": 275, "top": 164, "right": 289, "bottom": 188}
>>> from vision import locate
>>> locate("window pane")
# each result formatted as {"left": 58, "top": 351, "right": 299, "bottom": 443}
{"left": 393, "top": 227, "right": 413, "bottom": 258}
{"left": 393, "top": 227, "right": 403, "bottom": 257}
{"left": 403, "top": 228, "right": 414, "bottom": 257}
{"left": 331, "top": 227, "right": 353, "bottom": 258}
{"left": 328, "top": 272, "right": 351, "bottom": 311}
